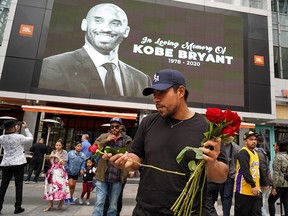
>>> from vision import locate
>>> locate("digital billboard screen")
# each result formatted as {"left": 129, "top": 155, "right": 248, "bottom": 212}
{"left": 0, "top": 0, "right": 271, "bottom": 113}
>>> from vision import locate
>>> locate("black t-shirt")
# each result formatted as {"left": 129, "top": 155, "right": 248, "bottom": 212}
{"left": 30, "top": 143, "right": 47, "bottom": 162}
{"left": 131, "top": 112, "right": 227, "bottom": 216}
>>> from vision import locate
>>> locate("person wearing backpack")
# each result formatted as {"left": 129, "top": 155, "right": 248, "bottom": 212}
{"left": 219, "top": 140, "right": 240, "bottom": 216}
{"left": 268, "top": 138, "right": 288, "bottom": 216}
{"left": 255, "top": 135, "right": 273, "bottom": 216}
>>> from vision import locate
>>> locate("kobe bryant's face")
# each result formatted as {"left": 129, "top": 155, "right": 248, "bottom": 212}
{"left": 83, "top": 4, "right": 130, "bottom": 54}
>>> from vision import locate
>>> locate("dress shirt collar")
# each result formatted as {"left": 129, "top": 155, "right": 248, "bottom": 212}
{"left": 83, "top": 43, "right": 124, "bottom": 95}
{"left": 83, "top": 43, "right": 119, "bottom": 68}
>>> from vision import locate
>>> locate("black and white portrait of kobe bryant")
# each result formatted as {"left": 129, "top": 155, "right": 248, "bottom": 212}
{"left": 38, "top": 3, "right": 151, "bottom": 97}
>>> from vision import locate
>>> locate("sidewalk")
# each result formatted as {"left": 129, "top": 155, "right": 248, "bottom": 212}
{"left": 0, "top": 179, "right": 283, "bottom": 215}
{"left": 0, "top": 180, "right": 137, "bottom": 216}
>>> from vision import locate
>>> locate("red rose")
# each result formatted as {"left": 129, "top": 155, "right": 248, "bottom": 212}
{"left": 223, "top": 109, "right": 233, "bottom": 123}
{"left": 231, "top": 119, "right": 241, "bottom": 132}
{"left": 223, "top": 109, "right": 241, "bottom": 127}
{"left": 221, "top": 125, "right": 236, "bottom": 137}
{"left": 172, "top": 107, "right": 242, "bottom": 216}
{"left": 206, "top": 108, "right": 224, "bottom": 124}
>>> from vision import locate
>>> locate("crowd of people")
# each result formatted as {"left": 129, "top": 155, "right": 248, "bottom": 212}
{"left": 205, "top": 131, "right": 288, "bottom": 216}
{"left": 0, "top": 116, "right": 131, "bottom": 215}
{"left": 41, "top": 118, "right": 132, "bottom": 215}
{"left": 0, "top": 69, "right": 288, "bottom": 216}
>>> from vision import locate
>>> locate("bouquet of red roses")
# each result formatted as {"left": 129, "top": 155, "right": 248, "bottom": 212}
{"left": 171, "top": 108, "right": 241, "bottom": 216}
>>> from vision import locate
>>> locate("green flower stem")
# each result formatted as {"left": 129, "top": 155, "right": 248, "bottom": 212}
{"left": 96, "top": 150, "right": 186, "bottom": 176}
{"left": 171, "top": 160, "right": 206, "bottom": 216}
{"left": 131, "top": 160, "right": 186, "bottom": 176}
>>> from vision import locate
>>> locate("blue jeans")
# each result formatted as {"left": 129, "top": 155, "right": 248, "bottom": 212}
{"left": 92, "top": 180, "right": 122, "bottom": 216}
{"left": 219, "top": 177, "right": 234, "bottom": 216}
{"left": 261, "top": 186, "right": 271, "bottom": 216}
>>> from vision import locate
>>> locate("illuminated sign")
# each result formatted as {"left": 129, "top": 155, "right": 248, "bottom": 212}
{"left": 254, "top": 55, "right": 265, "bottom": 66}
{"left": 38, "top": 0, "right": 245, "bottom": 107}
{"left": 19, "top": 24, "right": 34, "bottom": 37}
{"left": 0, "top": 0, "right": 271, "bottom": 114}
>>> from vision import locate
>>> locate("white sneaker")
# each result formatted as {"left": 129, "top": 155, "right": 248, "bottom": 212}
{"left": 79, "top": 197, "right": 83, "bottom": 205}
{"left": 25, "top": 181, "right": 29, "bottom": 184}
{"left": 86, "top": 199, "right": 90, "bottom": 205}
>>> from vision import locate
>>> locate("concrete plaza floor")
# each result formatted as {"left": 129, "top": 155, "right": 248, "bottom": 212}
{"left": 0, "top": 179, "right": 283, "bottom": 216}
{"left": 0, "top": 179, "right": 137, "bottom": 216}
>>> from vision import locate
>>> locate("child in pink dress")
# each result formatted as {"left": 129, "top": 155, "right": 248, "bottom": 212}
{"left": 43, "top": 139, "right": 70, "bottom": 211}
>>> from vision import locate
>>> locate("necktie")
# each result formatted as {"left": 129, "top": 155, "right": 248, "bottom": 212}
{"left": 103, "top": 63, "right": 120, "bottom": 95}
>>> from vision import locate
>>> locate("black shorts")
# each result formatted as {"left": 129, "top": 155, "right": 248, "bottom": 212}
{"left": 68, "top": 175, "right": 78, "bottom": 180}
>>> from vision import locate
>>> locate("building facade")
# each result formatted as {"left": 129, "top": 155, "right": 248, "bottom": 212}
{"left": 0, "top": 0, "right": 284, "bottom": 164}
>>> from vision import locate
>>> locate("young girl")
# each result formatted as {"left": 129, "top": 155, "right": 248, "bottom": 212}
{"left": 64, "top": 142, "right": 86, "bottom": 205}
{"left": 79, "top": 158, "right": 96, "bottom": 205}
{"left": 43, "top": 139, "right": 69, "bottom": 211}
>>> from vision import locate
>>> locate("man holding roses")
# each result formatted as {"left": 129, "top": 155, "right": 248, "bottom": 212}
{"left": 108, "top": 69, "right": 229, "bottom": 215}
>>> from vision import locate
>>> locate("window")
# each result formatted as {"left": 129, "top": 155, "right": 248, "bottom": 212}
{"left": 0, "top": 0, "right": 11, "bottom": 46}
{"left": 282, "top": 47, "right": 288, "bottom": 78}
{"left": 279, "top": 0, "right": 288, "bottom": 14}
{"left": 274, "top": 46, "right": 280, "bottom": 78}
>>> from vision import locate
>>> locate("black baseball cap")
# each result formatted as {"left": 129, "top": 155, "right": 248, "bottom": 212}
{"left": 0, "top": 119, "right": 22, "bottom": 130}
{"left": 143, "top": 69, "right": 187, "bottom": 96}
{"left": 243, "top": 131, "right": 259, "bottom": 140}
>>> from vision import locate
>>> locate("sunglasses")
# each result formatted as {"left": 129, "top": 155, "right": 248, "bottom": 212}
{"left": 110, "top": 125, "right": 120, "bottom": 129}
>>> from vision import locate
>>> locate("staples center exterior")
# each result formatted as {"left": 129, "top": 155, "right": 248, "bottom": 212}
{"left": 0, "top": 0, "right": 284, "bottom": 163}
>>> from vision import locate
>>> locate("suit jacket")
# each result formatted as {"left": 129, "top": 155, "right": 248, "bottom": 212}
{"left": 38, "top": 47, "right": 151, "bottom": 97}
